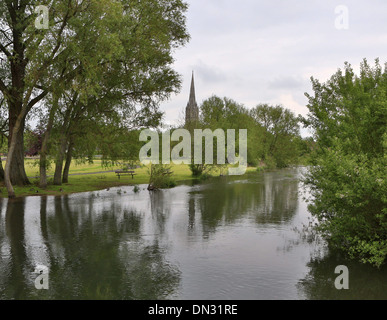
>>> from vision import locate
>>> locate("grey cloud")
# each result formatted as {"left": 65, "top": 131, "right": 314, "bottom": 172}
{"left": 192, "top": 61, "right": 227, "bottom": 83}
{"left": 163, "top": 0, "right": 387, "bottom": 130}
{"left": 268, "top": 76, "right": 306, "bottom": 90}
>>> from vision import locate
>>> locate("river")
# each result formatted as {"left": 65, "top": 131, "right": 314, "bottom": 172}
{"left": 0, "top": 167, "right": 386, "bottom": 299}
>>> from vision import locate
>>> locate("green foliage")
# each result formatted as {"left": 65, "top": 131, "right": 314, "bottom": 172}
{"left": 256, "top": 166, "right": 265, "bottom": 173}
{"left": 189, "top": 164, "right": 204, "bottom": 177}
{"left": 133, "top": 185, "right": 140, "bottom": 193}
{"left": 261, "top": 154, "right": 277, "bottom": 169}
{"left": 294, "top": 136, "right": 315, "bottom": 165}
{"left": 148, "top": 164, "right": 176, "bottom": 190}
{"left": 200, "top": 96, "right": 256, "bottom": 167}
{"left": 188, "top": 163, "right": 216, "bottom": 178}
{"left": 303, "top": 59, "right": 387, "bottom": 268}
{"left": 0, "top": 0, "right": 190, "bottom": 188}
{"left": 250, "top": 104, "right": 300, "bottom": 168}
{"left": 197, "top": 96, "right": 304, "bottom": 170}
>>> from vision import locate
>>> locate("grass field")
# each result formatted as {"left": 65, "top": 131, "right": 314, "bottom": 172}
{"left": 0, "top": 159, "right": 256, "bottom": 198}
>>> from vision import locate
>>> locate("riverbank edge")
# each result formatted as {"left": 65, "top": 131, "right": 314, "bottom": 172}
{"left": 0, "top": 166, "right": 261, "bottom": 199}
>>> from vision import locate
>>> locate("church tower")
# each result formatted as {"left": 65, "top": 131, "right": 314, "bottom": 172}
{"left": 185, "top": 72, "right": 199, "bottom": 125}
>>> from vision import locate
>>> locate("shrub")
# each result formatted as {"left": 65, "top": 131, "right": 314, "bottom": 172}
{"left": 303, "top": 59, "right": 387, "bottom": 267}
{"left": 147, "top": 164, "right": 176, "bottom": 190}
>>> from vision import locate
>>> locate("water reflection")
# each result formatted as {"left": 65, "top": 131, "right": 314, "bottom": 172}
{"left": 0, "top": 194, "right": 180, "bottom": 300}
{"left": 2, "top": 198, "right": 29, "bottom": 299}
{"left": 298, "top": 249, "right": 387, "bottom": 300}
{"left": 0, "top": 168, "right": 386, "bottom": 300}
{"left": 192, "top": 171, "right": 299, "bottom": 237}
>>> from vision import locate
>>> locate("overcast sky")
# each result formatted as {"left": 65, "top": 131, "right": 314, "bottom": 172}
{"left": 162, "top": 0, "right": 387, "bottom": 131}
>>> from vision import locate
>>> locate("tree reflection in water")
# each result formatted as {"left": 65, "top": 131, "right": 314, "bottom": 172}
{"left": 297, "top": 249, "right": 387, "bottom": 300}
{"left": 0, "top": 193, "right": 180, "bottom": 300}
{"left": 1, "top": 168, "right": 385, "bottom": 300}
{"left": 195, "top": 171, "right": 299, "bottom": 236}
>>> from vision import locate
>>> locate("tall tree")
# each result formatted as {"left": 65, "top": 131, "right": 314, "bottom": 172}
{"left": 250, "top": 104, "right": 300, "bottom": 167}
{"left": 0, "top": 0, "right": 189, "bottom": 196}
{"left": 0, "top": 0, "right": 96, "bottom": 196}
{"left": 199, "top": 96, "right": 262, "bottom": 168}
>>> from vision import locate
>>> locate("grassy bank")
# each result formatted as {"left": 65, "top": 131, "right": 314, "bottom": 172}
{"left": 0, "top": 160, "right": 257, "bottom": 198}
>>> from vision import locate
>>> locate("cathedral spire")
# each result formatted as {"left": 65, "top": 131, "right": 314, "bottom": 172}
{"left": 189, "top": 71, "right": 196, "bottom": 105}
{"left": 185, "top": 71, "right": 199, "bottom": 125}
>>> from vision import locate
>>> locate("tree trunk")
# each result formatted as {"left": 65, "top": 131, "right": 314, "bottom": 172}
{"left": 39, "top": 100, "right": 58, "bottom": 188}
{"left": 8, "top": 101, "right": 30, "bottom": 186}
{"left": 0, "top": 157, "right": 4, "bottom": 181}
{"left": 53, "top": 137, "right": 68, "bottom": 186}
{"left": 62, "top": 140, "right": 73, "bottom": 184}
{"left": 5, "top": 111, "right": 27, "bottom": 198}
{"left": 7, "top": 17, "right": 30, "bottom": 187}
{"left": 39, "top": 150, "right": 48, "bottom": 189}
{"left": 9, "top": 129, "right": 29, "bottom": 186}
{"left": 53, "top": 106, "right": 72, "bottom": 186}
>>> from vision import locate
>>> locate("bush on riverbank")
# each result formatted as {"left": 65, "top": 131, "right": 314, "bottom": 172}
{"left": 302, "top": 59, "right": 387, "bottom": 268}
{"left": 305, "top": 145, "right": 387, "bottom": 267}
{"left": 147, "top": 164, "right": 176, "bottom": 190}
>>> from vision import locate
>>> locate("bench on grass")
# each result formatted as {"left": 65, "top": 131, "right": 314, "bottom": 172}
{"left": 115, "top": 170, "right": 136, "bottom": 179}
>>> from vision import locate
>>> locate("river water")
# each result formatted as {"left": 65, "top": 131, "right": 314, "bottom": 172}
{"left": 0, "top": 167, "right": 386, "bottom": 300}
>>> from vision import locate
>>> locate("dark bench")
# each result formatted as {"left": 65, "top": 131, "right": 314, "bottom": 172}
{"left": 115, "top": 170, "right": 137, "bottom": 179}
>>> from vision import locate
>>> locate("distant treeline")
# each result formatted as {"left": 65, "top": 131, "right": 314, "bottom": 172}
{"left": 185, "top": 95, "right": 313, "bottom": 170}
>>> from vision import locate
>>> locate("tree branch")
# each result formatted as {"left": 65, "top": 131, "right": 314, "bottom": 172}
{"left": 27, "top": 90, "right": 48, "bottom": 112}
{"left": 0, "top": 42, "right": 11, "bottom": 57}
{"left": 0, "top": 29, "right": 12, "bottom": 43}
{"left": 0, "top": 78, "right": 10, "bottom": 97}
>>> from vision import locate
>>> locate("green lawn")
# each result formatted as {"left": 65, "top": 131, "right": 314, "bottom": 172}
{"left": 1, "top": 160, "right": 255, "bottom": 198}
